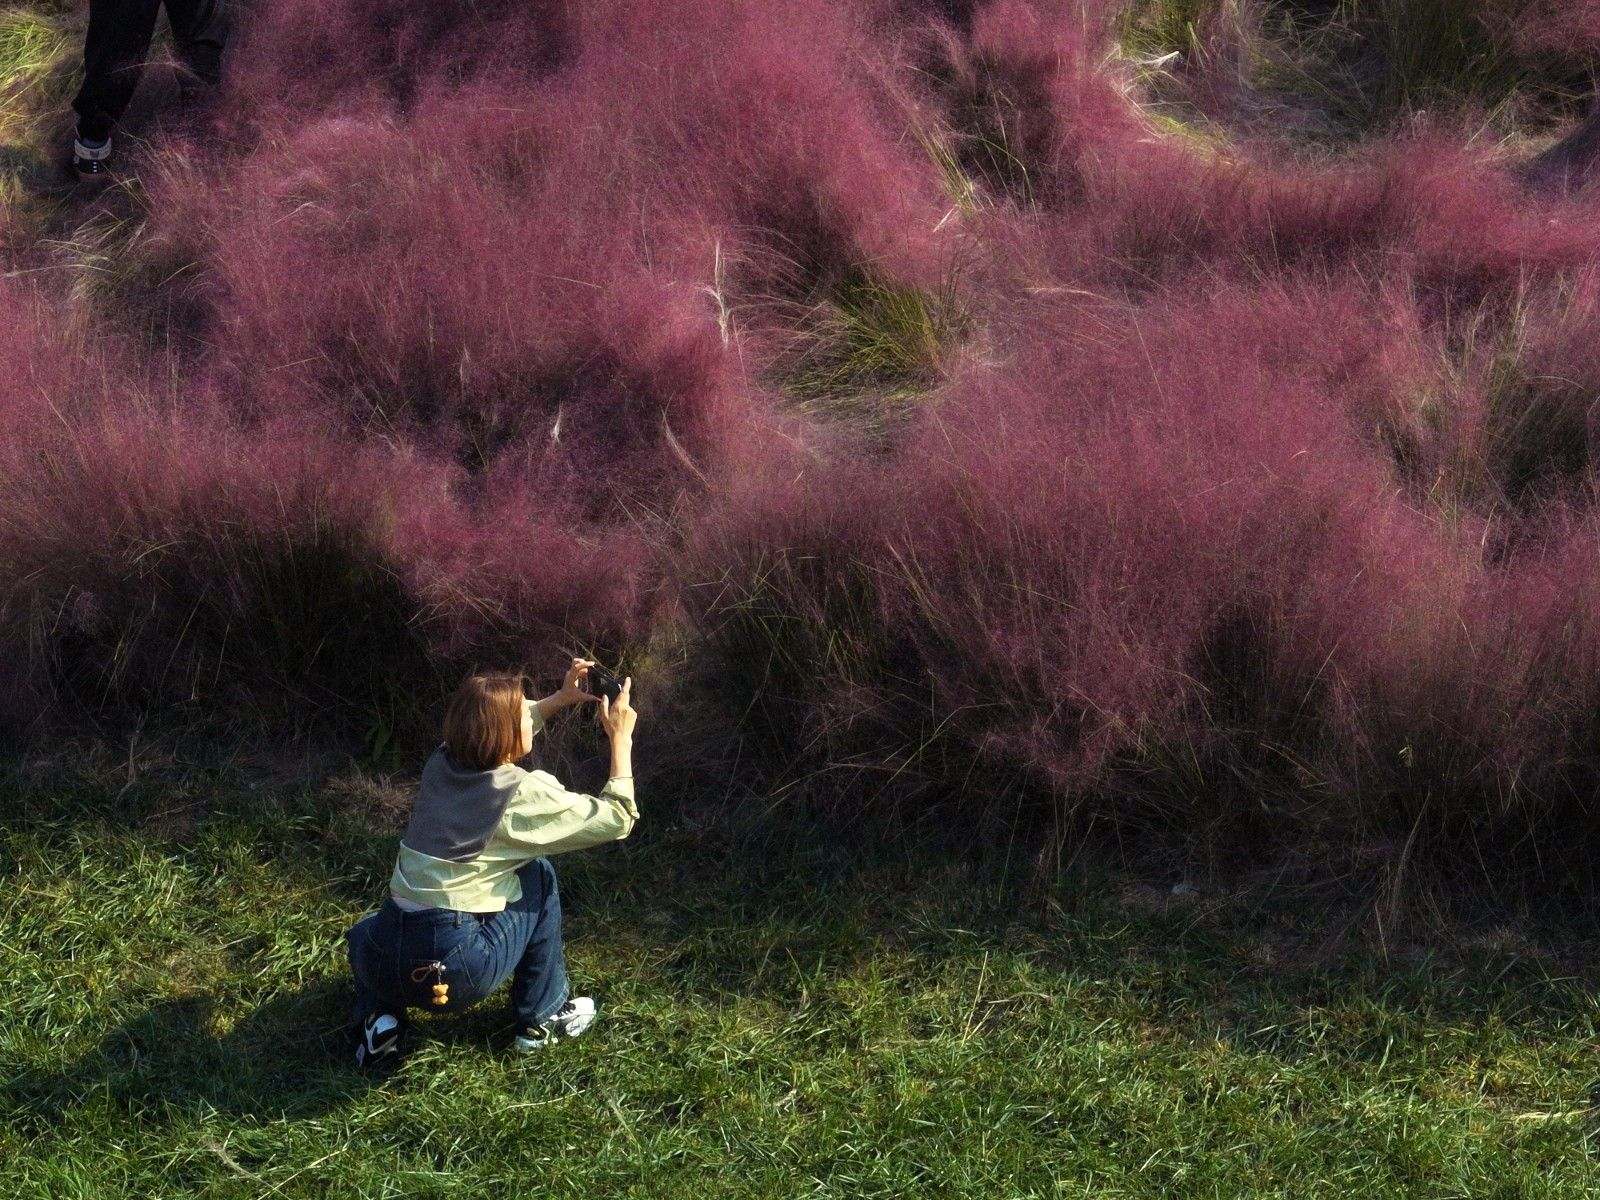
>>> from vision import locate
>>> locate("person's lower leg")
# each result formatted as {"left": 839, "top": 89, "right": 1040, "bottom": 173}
{"left": 346, "top": 913, "right": 399, "bottom": 1028}
{"left": 72, "top": 0, "right": 164, "bottom": 143}
{"left": 510, "top": 860, "right": 570, "bottom": 1026}
{"left": 513, "top": 949, "right": 569, "bottom": 1026}
{"left": 75, "top": 114, "right": 114, "bottom": 145}
{"left": 164, "top": 0, "right": 229, "bottom": 85}
{"left": 351, "top": 980, "right": 393, "bottom": 1030}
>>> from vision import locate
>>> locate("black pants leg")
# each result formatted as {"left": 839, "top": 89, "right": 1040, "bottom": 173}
{"left": 164, "top": 0, "right": 228, "bottom": 85}
{"left": 72, "top": 0, "right": 165, "bottom": 143}
{"left": 71, "top": 0, "right": 228, "bottom": 143}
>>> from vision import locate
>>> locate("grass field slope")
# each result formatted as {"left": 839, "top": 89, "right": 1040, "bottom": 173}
{"left": 4, "top": 754, "right": 1600, "bottom": 1198}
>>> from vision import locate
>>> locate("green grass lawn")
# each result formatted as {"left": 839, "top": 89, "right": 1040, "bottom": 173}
{"left": 4, "top": 754, "right": 1600, "bottom": 1199}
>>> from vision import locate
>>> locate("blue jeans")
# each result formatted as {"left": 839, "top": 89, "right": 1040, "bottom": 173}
{"left": 346, "top": 858, "right": 569, "bottom": 1029}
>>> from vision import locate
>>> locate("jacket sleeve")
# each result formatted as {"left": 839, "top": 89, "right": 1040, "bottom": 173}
{"left": 498, "top": 773, "right": 638, "bottom": 857}
{"left": 525, "top": 699, "right": 547, "bottom": 740}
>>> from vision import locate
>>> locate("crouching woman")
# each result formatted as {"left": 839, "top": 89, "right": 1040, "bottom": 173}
{"left": 346, "top": 660, "right": 637, "bottom": 1067}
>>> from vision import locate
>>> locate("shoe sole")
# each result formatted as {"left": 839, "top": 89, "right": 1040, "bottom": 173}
{"left": 355, "top": 1041, "right": 400, "bottom": 1068}
{"left": 354, "top": 1014, "right": 404, "bottom": 1068}
{"left": 514, "top": 1012, "right": 596, "bottom": 1053}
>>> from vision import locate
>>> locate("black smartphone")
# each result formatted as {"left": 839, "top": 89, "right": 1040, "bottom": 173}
{"left": 583, "top": 663, "right": 624, "bottom": 703}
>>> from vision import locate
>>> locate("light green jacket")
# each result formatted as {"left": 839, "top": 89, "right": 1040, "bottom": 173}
{"left": 388, "top": 708, "right": 637, "bottom": 912}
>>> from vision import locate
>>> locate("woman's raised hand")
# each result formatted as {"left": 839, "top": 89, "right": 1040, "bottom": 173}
{"left": 598, "top": 676, "right": 637, "bottom": 742}
{"left": 558, "top": 657, "right": 598, "bottom": 706}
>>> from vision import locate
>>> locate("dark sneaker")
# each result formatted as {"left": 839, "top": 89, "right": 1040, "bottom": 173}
{"left": 73, "top": 135, "right": 113, "bottom": 183}
{"left": 354, "top": 1011, "right": 404, "bottom": 1069}
{"left": 514, "top": 997, "right": 596, "bottom": 1052}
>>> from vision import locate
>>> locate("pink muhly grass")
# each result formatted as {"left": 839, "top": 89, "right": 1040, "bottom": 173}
{"left": 136, "top": 0, "right": 956, "bottom": 491}
{"left": 215, "top": 0, "right": 574, "bottom": 131}
{"left": 0, "top": 402, "right": 423, "bottom": 713}
{"left": 924, "top": 0, "right": 1141, "bottom": 206}
{"left": 685, "top": 277, "right": 1451, "bottom": 827}
{"left": 1056, "top": 133, "right": 1600, "bottom": 298}
{"left": 0, "top": 398, "right": 663, "bottom": 726}
{"left": 168, "top": 108, "right": 765, "bottom": 497}
{"left": 9, "top": 0, "right": 1600, "bottom": 864}
{"left": 1518, "top": 2, "right": 1600, "bottom": 56}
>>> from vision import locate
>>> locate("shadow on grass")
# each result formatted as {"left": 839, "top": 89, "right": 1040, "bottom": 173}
{"left": 5, "top": 980, "right": 373, "bottom": 1133}
{"left": 0, "top": 142, "right": 68, "bottom": 195}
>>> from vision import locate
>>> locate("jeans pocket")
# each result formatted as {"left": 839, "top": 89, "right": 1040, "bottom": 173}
{"left": 441, "top": 939, "right": 486, "bottom": 1005}
{"left": 400, "top": 935, "right": 482, "bottom": 1011}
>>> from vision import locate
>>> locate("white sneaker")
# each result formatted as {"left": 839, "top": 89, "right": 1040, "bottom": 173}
{"left": 73, "top": 134, "right": 113, "bottom": 183}
{"left": 514, "top": 997, "right": 597, "bottom": 1052}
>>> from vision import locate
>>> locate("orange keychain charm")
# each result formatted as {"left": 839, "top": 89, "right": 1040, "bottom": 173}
{"left": 412, "top": 961, "right": 450, "bottom": 1007}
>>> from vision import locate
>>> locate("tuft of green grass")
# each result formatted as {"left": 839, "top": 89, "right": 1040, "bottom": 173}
{"left": 0, "top": 5, "right": 76, "bottom": 209}
{"left": 5, "top": 758, "right": 1600, "bottom": 1197}
{"left": 767, "top": 269, "right": 967, "bottom": 436}
{"left": 944, "top": 75, "right": 1039, "bottom": 207}
{"left": 698, "top": 235, "right": 968, "bottom": 445}
{"left": 1122, "top": 1, "right": 1593, "bottom": 149}
{"left": 0, "top": 7, "right": 69, "bottom": 106}
{"left": 1355, "top": 0, "right": 1523, "bottom": 115}
{"left": 1256, "top": 0, "right": 1588, "bottom": 142}
{"left": 1142, "top": 106, "right": 1233, "bottom": 153}
{"left": 1120, "top": 0, "right": 1218, "bottom": 62}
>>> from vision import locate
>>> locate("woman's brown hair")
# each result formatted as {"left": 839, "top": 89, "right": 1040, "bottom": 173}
{"left": 443, "top": 673, "right": 528, "bottom": 770}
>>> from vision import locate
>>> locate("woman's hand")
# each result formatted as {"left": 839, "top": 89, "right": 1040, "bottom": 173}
{"left": 599, "top": 677, "right": 636, "bottom": 784}
{"left": 534, "top": 658, "right": 599, "bottom": 719}
{"left": 598, "top": 676, "right": 637, "bottom": 743}
{"left": 558, "top": 657, "right": 598, "bottom": 706}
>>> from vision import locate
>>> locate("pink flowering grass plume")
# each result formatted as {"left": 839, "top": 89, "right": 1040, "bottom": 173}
{"left": 7, "top": 0, "right": 1600, "bottom": 869}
